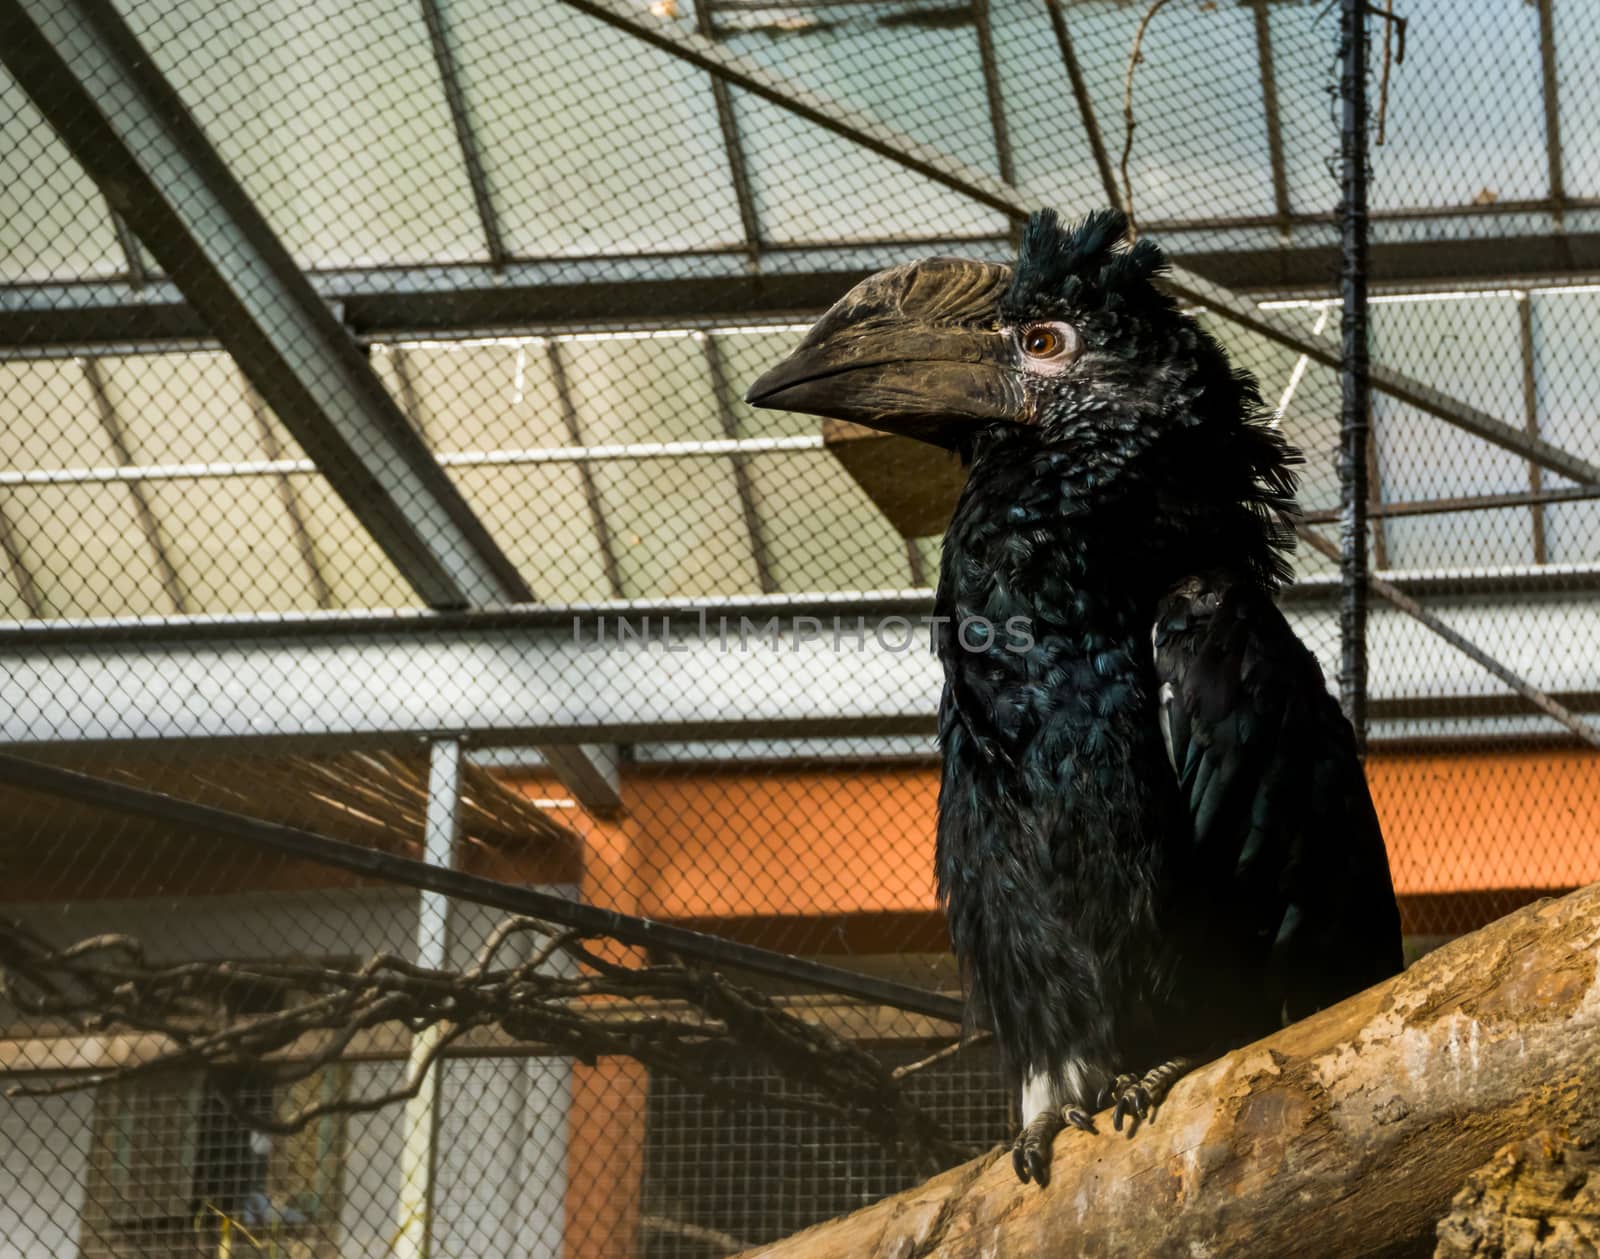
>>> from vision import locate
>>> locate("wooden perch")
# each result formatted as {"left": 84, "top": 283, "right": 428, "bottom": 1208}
{"left": 1435, "top": 1130, "right": 1599, "bottom": 1257}
{"left": 743, "top": 883, "right": 1600, "bottom": 1259}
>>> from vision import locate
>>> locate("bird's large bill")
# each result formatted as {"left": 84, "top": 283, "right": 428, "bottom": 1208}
{"left": 744, "top": 256, "right": 1025, "bottom": 450}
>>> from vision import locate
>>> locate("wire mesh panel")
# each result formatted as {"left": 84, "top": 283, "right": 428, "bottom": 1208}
{"left": 2, "top": 0, "right": 1598, "bottom": 1254}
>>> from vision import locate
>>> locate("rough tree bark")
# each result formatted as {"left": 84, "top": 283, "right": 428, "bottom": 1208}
{"left": 742, "top": 883, "right": 1600, "bottom": 1259}
{"left": 1434, "top": 1131, "right": 1599, "bottom": 1258}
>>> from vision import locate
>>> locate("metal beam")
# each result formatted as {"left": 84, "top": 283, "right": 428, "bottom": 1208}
{"left": 0, "top": 599, "right": 941, "bottom": 749}
{"left": 904, "top": 537, "right": 928, "bottom": 588}
{"left": 419, "top": 0, "right": 509, "bottom": 270}
{"left": 1251, "top": 1, "right": 1291, "bottom": 231}
{"left": 0, "top": 240, "right": 1007, "bottom": 350}
{"left": 395, "top": 737, "right": 459, "bottom": 1259}
{"left": 0, "top": 504, "right": 45, "bottom": 619}
{"left": 0, "top": 752, "right": 968, "bottom": 1023}
{"left": 1299, "top": 528, "right": 1600, "bottom": 750}
{"left": 536, "top": 742, "right": 623, "bottom": 817}
{"left": 972, "top": 0, "right": 1016, "bottom": 192}
{"left": 0, "top": 435, "right": 826, "bottom": 488}
{"left": 547, "top": 340, "right": 625, "bottom": 598}
{"left": 0, "top": 0, "right": 532, "bottom": 609}
{"left": 1301, "top": 482, "right": 1600, "bottom": 525}
{"left": 247, "top": 381, "right": 335, "bottom": 609}
{"left": 1043, "top": 0, "right": 1121, "bottom": 211}
{"left": 552, "top": 0, "right": 1600, "bottom": 489}
{"left": 104, "top": 197, "right": 148, "bottom": 291}
{"left": 9, "top": 229, "right": 1600, "bottom": 353}
{"left": 1535, "top": 0, "right": 1566, "bottom": 228}
{"left": 1174, "top": 272, "right": 1600, "bottom": 487}
{"left": 693, "top": 0, "right": 763, "bottom": 258}
{"left": 1516, "top": 292, "right": 1548, "bottom": 564}
{"left": 3, "top": 590, "right": 1599, "bottom": 751}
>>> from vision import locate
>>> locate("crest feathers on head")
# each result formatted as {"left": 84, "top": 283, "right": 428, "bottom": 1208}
{"left": 1004, "top": 208, "right": 1170, "bottom": 316}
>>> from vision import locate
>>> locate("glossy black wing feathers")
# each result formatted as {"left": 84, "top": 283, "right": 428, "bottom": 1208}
{"left": 1153, "top": 572, "right": 1403, "bottom": 1029}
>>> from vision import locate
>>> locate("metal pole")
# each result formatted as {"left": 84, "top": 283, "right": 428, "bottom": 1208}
{"left": 395, "top": 738, "right": 461, "bottom": 1259}
{"left": 1338, "top": 0, "right": 1371, "bottom": 753}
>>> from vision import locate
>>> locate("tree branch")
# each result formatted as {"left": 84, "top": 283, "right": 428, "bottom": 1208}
{"left": 741, "top": 883, "right": 1600, "bottom": 1258}
{"left": 0, "top": 914, "right": 981, "bottom": 1176}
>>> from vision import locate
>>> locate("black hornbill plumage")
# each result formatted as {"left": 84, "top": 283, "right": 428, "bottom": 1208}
{"left": 746, "top": 209, "right": 1403, "bottom": 1186}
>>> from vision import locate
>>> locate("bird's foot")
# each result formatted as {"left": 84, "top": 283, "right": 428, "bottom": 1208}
{"left": 1097, "top": 1056, "right": 1197, "bottom": 1136}
{"left": 1011, "top": 1106, "right": 1097, "bottom": 1186}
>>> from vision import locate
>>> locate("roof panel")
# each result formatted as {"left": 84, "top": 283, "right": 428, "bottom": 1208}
{"left": 988, "top": 0, "right": 1103, "bottom": 211}
{"left": 377, "top": 342, "right": 569, "bottom": 453}
{"left": 290, "top": 474, "right": 414, "bottom": 610}
{"left": 908, "top": 534, "right": 941, "bottom": 589}
{"left": 0, "top": 520, "right": 32, "bottom": 617}
{"left": 561, "top": 334, "right": 721, "bottom": 445}
{"left": 591, "top": 456, "right": 761, "bottom": 598}
{"left": 709, "top": 329, "right": 820, "bottom": 441}
{"left": 0, "top": 75, "right": 126, "bottom": 284}
{"left": 746, "top": 450, "right": 910, "bottom": 593}
{"left": 1553, "top": 0, "right": 1600, "bottom": 199}
{"left": 1371, "top": 296, "right": 1535, "bottom": 569}
{"left": 1052, "top": 0, "right": 1277, "bottom": 223}
{"left": 5, "top": 482, "right": 175, "bottom": 619}
{"left": 0, "top": 359, "right": 117, "bottom": 471}
{"left": 1364, "top": 0, "right": 1547, "bottom": 212}
{"left": 449, "top": 463, "right": 614, "bottom": 603}
{"left": 117, "top": 0, "right": 486, "bottom": 268}
{"left": 93, "top": 351, "right": 271, "bottom": 464}
{"left": 716, "top": 1, "right": 1006, "bottom": 242}
{"left": 732, "top": 87, "right": 1005, "bottom": 245}
{"left": 443, "top": 0, "right": 744, "bottom": 256}
{"left": 1197, "top": 305, "right": 1343, "bottom": 514}
{"left": 719, "top": 4, "right": 997, "bottom": 168}
{"left": 143, "top": 475, "right": 323, "bottom": 613}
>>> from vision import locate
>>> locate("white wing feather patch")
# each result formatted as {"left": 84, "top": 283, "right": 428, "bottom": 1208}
{"left": 1158, "top": 680, "right": 1178, "bottom": 774}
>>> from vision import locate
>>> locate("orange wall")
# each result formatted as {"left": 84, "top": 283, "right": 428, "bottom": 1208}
{"left": 510, "top": 750, "right": 1600, "bottom": 933}
{"left": 627, "top": 767, "right": 939, "bottom": 921}
{"left": 507, "top": 747, "right": 1599, "bottom": 1259}
{"left": 1370, "top": 748, "right": 1600, "bottom": 896}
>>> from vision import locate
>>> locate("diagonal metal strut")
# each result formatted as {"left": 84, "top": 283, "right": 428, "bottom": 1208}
{"left": 1299, "top": 527, "right": 1600, "bottom": 751}
{"left": 556, "top": 0, "right": 1600, "bottom": 489}
{"left": 0, "top": 0, "right": 533, "bottom": 610}
{"left": 0, "top": 753, "right": 967, "bottom": 1024}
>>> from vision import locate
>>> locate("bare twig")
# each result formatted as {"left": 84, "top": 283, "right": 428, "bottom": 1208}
{"left": 0, "top": 916, "right": 979, "bottom": 1176}
{"left": 1376, "top": 0, "right": 1388, "bottom": 143}
{"left": 640, "top": 1214, "right": 754, "bottom": 1256}
{"left": 1120, "top": 0, "right": 1171, "bottom": 237}
{"left": 891, "top": 1031, "right": 992, "bottom": 1081}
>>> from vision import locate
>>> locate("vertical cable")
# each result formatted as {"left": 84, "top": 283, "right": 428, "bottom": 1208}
{"left": 1338, "top": 0, "right": 1370, "bottom": 753}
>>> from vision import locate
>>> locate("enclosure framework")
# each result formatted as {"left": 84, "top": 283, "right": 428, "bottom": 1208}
{"left": 0, "top": 749, "right": 965, "bottom": 1024}
{"left": 0, "top": 0, "right": 1593, "bottom": 781}
{"left": 2, "top": 1, "right": 1599, "bottom": 1252}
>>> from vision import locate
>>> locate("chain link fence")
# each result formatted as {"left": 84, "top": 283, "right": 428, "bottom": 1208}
{"left": 1, "top": 0, "right": 1597, "bottom": 1254}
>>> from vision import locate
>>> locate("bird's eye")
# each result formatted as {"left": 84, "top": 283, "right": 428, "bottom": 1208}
{"left": 1019, "top": 321, "right": 1079, "bottom": 367}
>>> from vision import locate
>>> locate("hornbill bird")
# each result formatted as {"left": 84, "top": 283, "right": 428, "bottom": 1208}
{"left": 746, "top": 209, "right": 1403, "bottom": 1186}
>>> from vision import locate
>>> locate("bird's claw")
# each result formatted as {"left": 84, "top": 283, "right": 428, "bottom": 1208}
{"left": 1096, "top": 1073, "right": 1138, "bottom": 1111}
{"left": 1010, "top": 1102, "right": 1102, "bottom": 1185}
{"left": 1112, "top": 1084, "right": 1151, "bottom": 1134}
{"left": 1099, "top": 1057, "right": 1196, "bottom": 1138}
{"left": 1011, "top": 1109, "right": 1066, "bottom": 1186}
{"left": 1063, "top": 1105, "right": 1098, "bottom": 1135}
